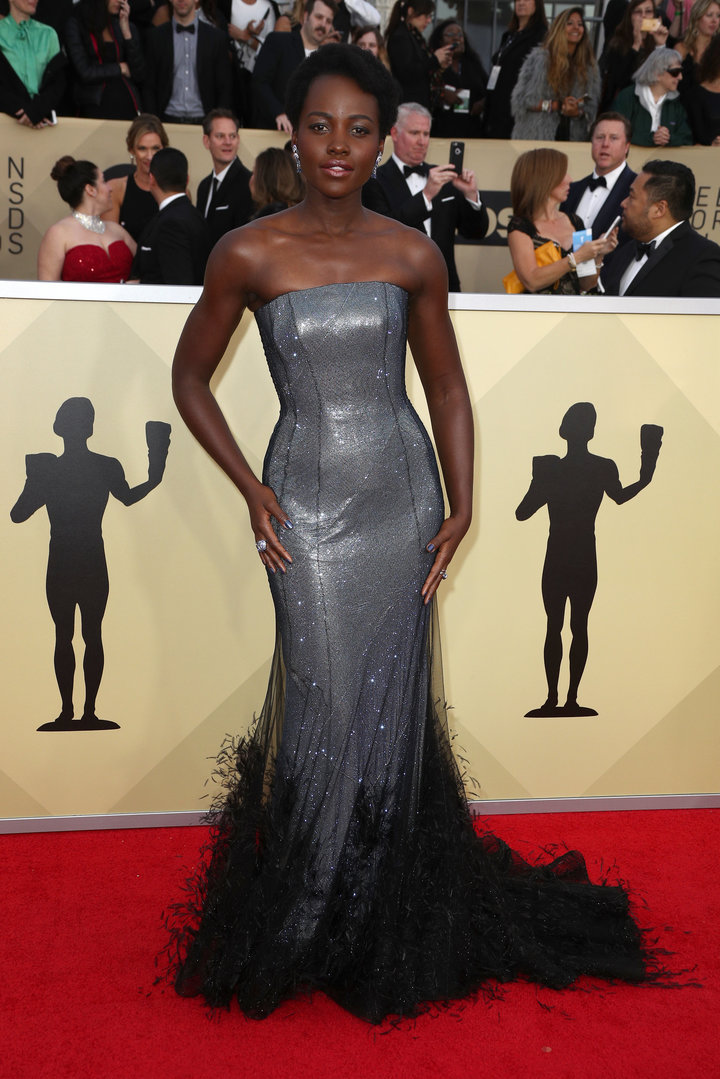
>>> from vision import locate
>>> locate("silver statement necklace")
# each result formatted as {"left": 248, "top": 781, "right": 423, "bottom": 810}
{"left": 73, "top": 211, "right": 106, "bottom": 234}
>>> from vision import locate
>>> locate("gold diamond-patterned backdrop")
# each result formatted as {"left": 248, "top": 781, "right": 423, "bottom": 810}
{"left": 0, "top": 297, "right": 718, "bottom": 819}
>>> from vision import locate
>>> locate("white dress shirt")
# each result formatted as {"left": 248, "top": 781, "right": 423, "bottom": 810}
{"left": 575, "top": 161, "right": 627, "bottom": 229}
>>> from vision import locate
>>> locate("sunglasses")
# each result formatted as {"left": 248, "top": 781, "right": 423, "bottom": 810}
{"left": 666, "top": 67, "right": 682, "bottom": 76}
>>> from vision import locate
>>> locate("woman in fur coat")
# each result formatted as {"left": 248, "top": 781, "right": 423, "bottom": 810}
{"left": 511, "top": 6, "right": 600, "bottom": 140}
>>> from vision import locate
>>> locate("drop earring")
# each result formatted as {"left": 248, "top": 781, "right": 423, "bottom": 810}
{"left": 292, "top": 143, "right": 302, "bottom": 174}
{"left": 372, "top": 151, "right": 382, "bottom": 179}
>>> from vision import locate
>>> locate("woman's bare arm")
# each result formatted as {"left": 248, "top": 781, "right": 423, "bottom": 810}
{"left": 37, "top": 222, "right": 68, "bottom": 281}
{"left": 171, "top": 233, "right": 293, "bottom": 572}
{"left": 406, "top": 237, "right": 474, "bottom": 603}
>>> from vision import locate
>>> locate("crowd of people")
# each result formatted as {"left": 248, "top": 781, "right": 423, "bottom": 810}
{"left": 4, "top": 0, "right": 720, "bottom": 142}
{"left": 3, "top": 0, "right": 720, "bottom": 294}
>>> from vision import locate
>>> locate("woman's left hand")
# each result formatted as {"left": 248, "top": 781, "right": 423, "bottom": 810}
{"left": 653, "top": 125, "right": 671, "bottom": 145}
{"left": 421, "top": 514, "right": 471, "bottom": 605}
{"left": 451, "top": 167, "right": 479, "bottom": 201}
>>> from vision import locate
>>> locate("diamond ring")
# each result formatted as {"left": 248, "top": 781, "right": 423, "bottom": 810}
{"left": 256, "top": 539, "right": 267, "bottom": 553}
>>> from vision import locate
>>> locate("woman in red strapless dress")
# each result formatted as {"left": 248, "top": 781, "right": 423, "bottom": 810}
{"left": 37, "top": 156, "right": 136, "bottom": 283}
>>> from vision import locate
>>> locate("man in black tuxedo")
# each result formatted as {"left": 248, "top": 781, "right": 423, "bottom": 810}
{"left": 561, "top": 112, "right": 635, "bottom": 266}
{"left": 601, "top": 159, "right": 720, "bottom": 297}
{"left": 252, "top": 0, "right": 336, "bottom": 131}
{"left": 363, "top": 102, "right": 489, "bottom": 293}
{"left": 143, "top": 0, "right": 232, "bottom": 124}
{"left": 132, "top": 148, "right": 211, "bottom": 285}
{"left": 196, "top": 109, "right": 253, "bottom": 248}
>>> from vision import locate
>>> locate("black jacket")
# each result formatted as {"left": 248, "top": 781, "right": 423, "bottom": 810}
{"left": 363, "top": 158, "right": 489, "bottom": 293}
{"left": 561, "top": 163, "right": 636, "bottom": 267}
{"left": 601, "top": 220, "right": 720, "bottom": 297}
{"left": 132, "top": 195, "right": 211, "bottom": 285}
{"left": 481, "top": 23, "right": 546, "bottom": 139}
{"left": 65, "top": 15, "right": 145, "bottom": 114}
{"left": 0, "top": 43, "right": 66, "bottom": 125}
{"left": 386, "top": 22, "right": 440, "bottom": 109}
{"left": 252, "top": 27, "right": 305, "bottom": 128}
{"left": 196, "top": 157, "right": 254, "bottom": 247}
{"left": 143, "top": 20, "right": 232, "bottom": 119}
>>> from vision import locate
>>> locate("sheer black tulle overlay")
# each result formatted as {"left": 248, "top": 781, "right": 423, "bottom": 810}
{"left": 161, "top": 283, "right": 666, "bottom": 1024}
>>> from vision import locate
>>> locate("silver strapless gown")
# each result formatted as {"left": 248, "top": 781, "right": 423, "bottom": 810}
{"left": 169, "top": 283, "right": 653, "bottom": 1023}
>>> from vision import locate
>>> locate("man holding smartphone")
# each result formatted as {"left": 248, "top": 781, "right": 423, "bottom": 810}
{"left": 363, "top": 102, "right": 488, "bottom": 292}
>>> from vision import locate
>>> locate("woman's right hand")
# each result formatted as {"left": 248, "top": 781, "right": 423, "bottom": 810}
{"left": 434, "top": 45, "right": 454, "bottom": 69}
{"left": 653, "top": 124, "right": 671, "bottom": 145}
{"left": 247, "top": 483, "right": 293, "bottom": 574}
{"left": 573, "top": 237, "right": 611, "bottom": 264}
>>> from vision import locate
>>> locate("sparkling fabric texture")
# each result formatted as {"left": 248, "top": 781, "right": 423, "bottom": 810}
{"left": 61, "top": 241, "right": 134, "bottom": 283}
{"left": 166, "top": 282, "right": 657, "bottom": 1024}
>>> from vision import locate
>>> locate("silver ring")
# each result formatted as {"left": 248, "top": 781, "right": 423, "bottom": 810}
{"left": 256, "top": 539, "right": 267, "bottom": 553}
{"left": 440, "top": 570, "right": 448, "bottom": 580}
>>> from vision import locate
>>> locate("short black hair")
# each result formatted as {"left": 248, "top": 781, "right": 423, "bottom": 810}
{"left": 285, "top": 43, "right": 399, "bottom": 137}
{"left": 642, "top": 159, "right": 695, "bottom": 221}
{"left": 150, "top": 147, "right": 189, "bottom": 193}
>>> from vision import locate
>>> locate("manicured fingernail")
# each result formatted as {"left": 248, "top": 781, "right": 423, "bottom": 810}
{"left": 284, "top": 520, "right": 293, "bottom": 529}
{"left": 426, "top": 543, "right": 435, "bottom": 552}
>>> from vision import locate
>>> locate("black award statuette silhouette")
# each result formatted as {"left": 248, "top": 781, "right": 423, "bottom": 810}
{"left": 10, "top": 399, "right": 171, "bottom": 732}
{"left": 516, "top": 403, "right": 663, "bottom": 718}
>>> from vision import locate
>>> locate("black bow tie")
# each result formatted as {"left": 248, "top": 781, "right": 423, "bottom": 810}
{"left": 635, "top": 240, "right": 655, "bottom": 261}
{"left": 587, "top": 175, "right": 607, "bottom": 191}
{"left": 176, "top": 22, "right": 195, "bottom": 33}
{"left": 403, "top": 164, "right": 426, "bottom": 178}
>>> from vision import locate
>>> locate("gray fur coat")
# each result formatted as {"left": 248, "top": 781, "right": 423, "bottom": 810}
{"left": 510, "top": 47, "right": 600, "bottom": 140}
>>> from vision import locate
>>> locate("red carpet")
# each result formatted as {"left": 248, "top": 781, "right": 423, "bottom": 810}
{"left": 2, "top": 809, "right": 717, "bottom": 1079}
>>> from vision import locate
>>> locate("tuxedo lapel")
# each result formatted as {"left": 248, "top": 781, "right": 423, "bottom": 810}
{"left": 624, "top": 227, "right": 679, "bottom": 295}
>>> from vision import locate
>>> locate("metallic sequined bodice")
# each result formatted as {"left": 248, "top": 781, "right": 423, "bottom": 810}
{"left": 254, "top": 281, "right": 444, "bottom": 907}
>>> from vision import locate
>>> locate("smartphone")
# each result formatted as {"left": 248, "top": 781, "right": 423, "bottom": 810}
{"left": 602, "top": 215, "right": 621, "bottom": 240}
{"left": 641, "top": 17, "right": 660, "bottom": 31}
{"left": 449, "top": 140, "right": 464, "bottom": 175}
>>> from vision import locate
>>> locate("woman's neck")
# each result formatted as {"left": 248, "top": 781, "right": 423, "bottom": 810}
{"left": 651, "top": 83, "right": 666, "bottom": 101}
{"left": 134, "top": 167, "right": 152, "bottom": 190}
{"left": 537, "top": 199, "right": 561, "bottom": 223}
{"left": 517, "top": 16, "right": 530, "bottom": 31}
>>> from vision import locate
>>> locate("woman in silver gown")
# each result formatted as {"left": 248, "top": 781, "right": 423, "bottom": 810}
{"left": 167, "top": 45, "right": 655, "bottom": 1024}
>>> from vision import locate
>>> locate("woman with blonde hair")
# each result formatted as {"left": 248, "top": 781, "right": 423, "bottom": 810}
{"left": 511, "top": 6, "right": 600, "bottom": 140}
{"left": 102, "top": 113, "right": 169, "bottom": 242}
{"left": 506, "top": 147, "right": 616, "bottom": 293}
{"left": 674, "top": 0, "right": 720, "bottom": 97}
